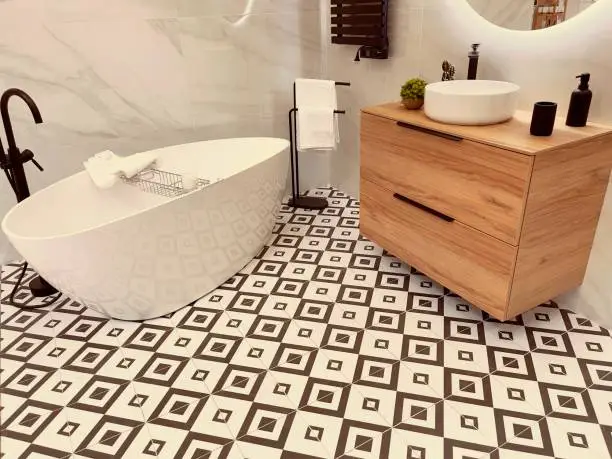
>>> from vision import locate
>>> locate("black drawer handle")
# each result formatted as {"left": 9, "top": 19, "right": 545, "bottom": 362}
{"left": 393, "top": 193, "right": 455, "bottom": 222}
{"left": 396, "top": 121, "right": 463, "bottom": 142}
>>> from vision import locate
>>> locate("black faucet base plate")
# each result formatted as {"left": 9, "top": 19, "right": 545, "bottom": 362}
{"left": 29, "top": 275, "right": 59, "bottom": 297}
{"left": 288, "top": 196, "right": 329, "bottom": 210}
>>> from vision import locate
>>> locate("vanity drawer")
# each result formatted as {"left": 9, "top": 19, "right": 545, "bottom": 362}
{"left": 360, "top": 178, "right": 516, "bottom": 319}
{"left": 361, "top": 112, "right": 533, "bottom": 245}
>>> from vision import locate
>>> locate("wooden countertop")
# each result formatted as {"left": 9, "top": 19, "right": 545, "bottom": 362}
{"left": 362, "top": 102, "right": 612, "bottom": 155}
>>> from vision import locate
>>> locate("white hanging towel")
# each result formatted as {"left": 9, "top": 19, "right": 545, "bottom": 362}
{"left": 295, "top": 79, "right": 339, "bottom": 150}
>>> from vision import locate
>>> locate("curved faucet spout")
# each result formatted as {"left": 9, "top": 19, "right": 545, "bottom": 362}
{"left": 1, "top": 88, "right": 44, "bottom": 202}
{"left": 1, "top": 88, "right": 43, "bottom": 152}
{"left": 0, "top": 88, "right": 57, "bottom": 299}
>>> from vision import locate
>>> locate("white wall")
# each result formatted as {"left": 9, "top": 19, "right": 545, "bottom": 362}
{"left": 467, "top": 0, "right": 597, "bottom": 31}
{"left": 0, "top": 0, "right": 323, "bottom": 262}
{"left": 326, "top": 0, "right": 612, "bottom": 325}
{"left": 467, "top": 0, "right": 533, "bottom": 30}
{"left": 568, "top": 0, "right": 599, "bottom": 19}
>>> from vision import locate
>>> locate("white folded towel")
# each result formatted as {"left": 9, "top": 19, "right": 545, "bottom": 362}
{"left": 297, "top": 107, "right": 336, "bottom": 150}
{"left": 295, "top": 79, "right": 337, "bottom": 109}
{"left": 84, "top": 150, "right": 157, "bottom": 189}
{"left": 84, "top": 150, "right": 120, "bottom": 189}
{"left": 118, "top": 152, "right": 157, "bottom": 178}
{"left": 295, "top": 79, "right": 339, "bottom": 150}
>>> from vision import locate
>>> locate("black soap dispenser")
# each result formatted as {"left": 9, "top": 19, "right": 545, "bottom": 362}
{"left": 566, "top": 73, "right": 592, "bottom": 127}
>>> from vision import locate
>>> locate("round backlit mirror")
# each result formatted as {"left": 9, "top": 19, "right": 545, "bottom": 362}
{"left": 466, "top": 0, "right": 598, "bottom": 30}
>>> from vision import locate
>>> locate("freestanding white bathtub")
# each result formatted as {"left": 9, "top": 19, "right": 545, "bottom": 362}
{"left": 2, "top": 138, "right": 289, "bottom": 320}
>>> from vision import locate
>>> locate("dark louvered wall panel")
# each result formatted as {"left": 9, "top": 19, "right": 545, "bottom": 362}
{"left": 331, "top": 0, "right": 389, "bottom": 57}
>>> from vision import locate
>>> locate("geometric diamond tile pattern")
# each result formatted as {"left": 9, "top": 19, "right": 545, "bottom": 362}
{"left": 2, "top": 188, "right": 612, "bottom": 459}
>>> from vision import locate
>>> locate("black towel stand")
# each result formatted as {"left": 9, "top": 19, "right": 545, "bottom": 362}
{"left": 288, "top": 81, "right": 350, "bottom": 210}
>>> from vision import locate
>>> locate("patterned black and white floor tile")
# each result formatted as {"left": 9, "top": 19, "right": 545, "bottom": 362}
{"left": 2, "top": 188, "right": 612, "bottom": 459}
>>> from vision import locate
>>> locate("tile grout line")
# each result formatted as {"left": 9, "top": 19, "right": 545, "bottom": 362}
{"left": 342, "top": 317, "right": 597, "bottom": 456}
{"left": 489, "top": 369, "right": 612, "bottom": 459}
{"left": 1, "top": 300, "right": 79, "bottom": 458}
{"left": 480, "top": 333, "right": 612, "bottom": 459}
{"left": 46, "top": 299, "right": 80, "bottom": 457}
{"left": 4, "top": 191, "right": 611, "bottom": 459}
{"left": 65, "top": 299, "right": 583, "bottom": 455}
{"left": 59, "top": 308, "right": 183, "bottom": 455}
{"left": 184, "top": 199, "right": 394, "bottom": 452}
{"left": 102, "top": 313, "right": 609, "bottom": 457}
{"left": 129, "top": 309, "right": 226, "bottom": 456}
{"left": 69, "top": 311, "right": 148, "bottom": 457}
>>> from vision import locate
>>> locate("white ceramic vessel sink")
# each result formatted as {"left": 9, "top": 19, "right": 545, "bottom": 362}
{"left": 424, "top": 80, "right": 520, "bottom": 125}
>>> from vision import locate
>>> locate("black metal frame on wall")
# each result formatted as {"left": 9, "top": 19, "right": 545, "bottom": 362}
{"left": 288, "top": 81, "right": 350, "bottom": 211}
{"left": 331, "top": 0, "right": 390, "bottom": 60}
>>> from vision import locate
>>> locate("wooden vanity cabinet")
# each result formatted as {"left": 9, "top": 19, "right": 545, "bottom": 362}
{"left": 360, "top": 102, "right": 612, "bottom": 320}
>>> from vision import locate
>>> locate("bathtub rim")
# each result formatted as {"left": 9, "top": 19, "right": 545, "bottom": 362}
{"left": 2, "top": 137, "right": 289, "bottom": 243}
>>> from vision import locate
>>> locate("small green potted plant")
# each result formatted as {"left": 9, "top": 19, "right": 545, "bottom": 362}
{"left": 400, "top": 78, "right": 427, "bottom": 110}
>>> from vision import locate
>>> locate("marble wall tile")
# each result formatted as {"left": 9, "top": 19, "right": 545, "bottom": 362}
{"left": 467, "top": 0, "right": 533, "bottom": 30}
{"left": 178, "top": 0, "right": 320, "bottom": 18}
{"left": 179, "top": 9, "right": 322, "bottom": 135}
{"left": 0, "top": 0, "right": 322, "bottom": 263}
{"left": 45, "top": 19, "right": 192, "bottom": 129}
{"left": 398, "top": 0, "right": 446, "bottom": 10}
{"left": 43, "top": 0, "right": 179, "bottom": 23}
{"left": 0, "top": 0, "right": 45, "bottom": 26}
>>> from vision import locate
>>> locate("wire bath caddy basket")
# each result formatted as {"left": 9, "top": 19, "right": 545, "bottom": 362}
{"left": 120, "top": 168, "right": 212, "bottom": 198}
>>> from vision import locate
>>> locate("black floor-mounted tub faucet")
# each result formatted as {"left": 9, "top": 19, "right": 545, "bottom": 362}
{"left": 1, "top": 88, "right": 58, "bottom": 299}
